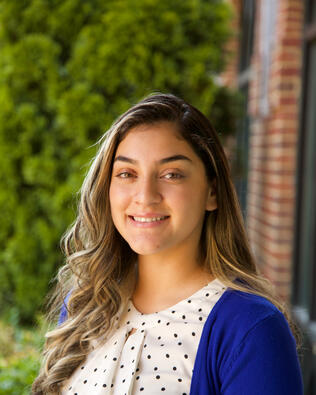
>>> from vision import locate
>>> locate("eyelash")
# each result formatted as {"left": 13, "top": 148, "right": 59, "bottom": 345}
{"left": 115, "top": 172, "right": 184, "bottom": 180}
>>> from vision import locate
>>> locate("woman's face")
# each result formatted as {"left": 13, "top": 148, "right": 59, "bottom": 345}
{"left": 109, "top": 121, "right": 217, "bottom": 257}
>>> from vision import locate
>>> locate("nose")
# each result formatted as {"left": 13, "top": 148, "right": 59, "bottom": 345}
{"left": 134, "top": 175, "right": 162, "bottom": 206}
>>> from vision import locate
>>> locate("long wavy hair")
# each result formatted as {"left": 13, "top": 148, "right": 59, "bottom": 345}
{"left": 32, "top": 93, "right": 298, "bottom": 394}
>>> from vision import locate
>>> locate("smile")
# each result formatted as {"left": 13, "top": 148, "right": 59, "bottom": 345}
{"left": 131, "top": 216, "right": 169, "bottom": 223}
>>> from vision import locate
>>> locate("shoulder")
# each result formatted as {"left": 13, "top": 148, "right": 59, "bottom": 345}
{"left": 203, "top": 288, "right": 294, "bottom": 360}
{"left": 213, "top": 288, "right": 283, "bottom": 330}
{"left": 213, "top": 287, "right": 290, "bottom": 336}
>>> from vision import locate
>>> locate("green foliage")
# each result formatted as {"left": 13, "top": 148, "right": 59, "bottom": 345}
{"left": 0, "top": 319, "right": 43, "bottom": 394}
{"left": 0, "top": 0, "right": 236, "bottom": 323}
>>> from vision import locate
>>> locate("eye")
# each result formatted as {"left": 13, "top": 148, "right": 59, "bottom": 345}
{"left": 163, "top": 172, "right": 184, "bottom": 180}
{"left": 116, "top": 171, "right": 134, "bottom": 179}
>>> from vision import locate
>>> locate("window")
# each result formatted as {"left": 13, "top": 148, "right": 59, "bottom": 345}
{"left": 234, "top": 0, "right": 256, "bottom": 216}
{"left": 293, "top": 0, "right": 316, "bottom": 393}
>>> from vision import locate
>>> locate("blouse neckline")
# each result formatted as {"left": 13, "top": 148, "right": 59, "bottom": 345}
{"left": 129, "top": 278, "right": 224, "bottom": 317}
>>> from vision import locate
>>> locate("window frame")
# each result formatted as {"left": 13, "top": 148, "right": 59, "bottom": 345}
{"left": 292, "top": 0, "right": 316, "bottom": 393}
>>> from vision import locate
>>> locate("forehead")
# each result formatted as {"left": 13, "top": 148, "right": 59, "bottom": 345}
{"left": 115, "top": 122, "right": 195, "bottom": 157}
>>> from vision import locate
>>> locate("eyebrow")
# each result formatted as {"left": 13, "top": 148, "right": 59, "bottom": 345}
{"left": 113, "top": 154, "right": 192, "bottom": 165}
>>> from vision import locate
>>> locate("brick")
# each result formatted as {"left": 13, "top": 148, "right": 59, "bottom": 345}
{"left": 248, "top": 209, "right": 295, "bottom": 228}
{"left": 280, "top": 38, "right": 302, "bottom": 46}
{"left": 247, "top": 214, "right": 294, "bottom": 238}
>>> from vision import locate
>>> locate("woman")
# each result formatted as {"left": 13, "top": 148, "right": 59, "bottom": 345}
{"left": 32, "top": 93, "right": 303, "bottom": 394}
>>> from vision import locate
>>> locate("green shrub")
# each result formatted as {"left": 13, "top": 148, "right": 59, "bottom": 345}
{"left": 0, "top": 319, "right": 43, "bottom": 394}
{"left": 0, "top": 355, "right": 39, "bottom": 395}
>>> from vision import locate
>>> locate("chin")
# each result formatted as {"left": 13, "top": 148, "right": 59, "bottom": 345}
{"left": 128, "top": 242, "right": 164, "bottom": 256}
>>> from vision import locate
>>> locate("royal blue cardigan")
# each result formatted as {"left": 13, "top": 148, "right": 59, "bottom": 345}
{"left": 189, "top": 289, "right": 303, "bottom": 394}
{"left": 59, "top": 289, "right": 303, "bottom": 394}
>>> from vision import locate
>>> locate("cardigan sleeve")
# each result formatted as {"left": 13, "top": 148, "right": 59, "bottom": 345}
{"left": 58, "top": 291, "right": 71, "bottom": 325}
{"left": 219, "top": 312, "right": 303, "bottom": 395}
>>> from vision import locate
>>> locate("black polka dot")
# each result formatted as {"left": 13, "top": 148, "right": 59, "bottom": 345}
{"left": 136, "top": 368, "right": 140, "bottom": 372}
{"left": 103, "top": 384, "right": 107, "bottom": 388}
{"left": 182, "top": 315, "right": 186, "bottom": 319}
{"left": 81, "top": 366, "right": 84, "bottom": 370}
{"left": 198, "top": 308, "right": 202, "bottom": 312}
{"left": 166, "top": 353, "right": 170, "bottom": 358}
{"left": 94, "top": 383, "right": 97, "bottom": 386}
{"left": 131, "top": 346, "right": 135, "bottom": 350}
{"left": 156, "top": 375, "right": 160, "bottom": 379}
{"left": 142, "top": 322, "right": 145, "bottom": 326}
{"left": 83, "top": 380, "right": 87, "bottom": 384}
{"left": 166, "top": 322, "right": 170, "bottom": 325}
{"left": 184, "top": 354, "right": 188, "bottom": 359}
{"left": 158, "top": 319, "right": 161, "bottom": 323}
{"left": 140, "top": 388, "right": 144, "bottom": 391}
{"left": 113, "top": 357, "right": 117, "bottom": 361}
{"left": 178, "top": 378, "right": 182, "bottom": 382}
{"left": 144, "top": 344, "right": 147, "bottom": 348}
{"left": 199, "top": 317, "right": 203, "bottom": 321}
{"left": 172, "top": 310, "right": 175, "bottom": 313}
{"left": 127, "top": 320, "right": 130, "bottom": 324}
{"left": 122, "top": 379, "right": 125, "bottom": 383}
{"left": 206, "top": 293, "right": 209, "bottom": 297}
{"left": 68, "top": 387, "right": 72, "bottom": 390}
{"left": 188, "top": 299, "right": 191, "bottom": 303}
{"left": 161, "top": 387, "right": 166, "bottom": 391}
{"left": 158, "top": 336, "right": 161, "bottom": 340}
{"left": 173, "top": 366, "right": 177, "bottom": 370}
{"left": 192, "top": 332, "right": 196, "bottom": 336}
{"left": 104, "top": 355, "right": 107, "bottom": 359}
{"left": 120, "top": 364, "right": 124, "bottom": 368}
{"left": 94, "top": 368, "right": 97, "bottom": 372}
{"left": 136, "top": 376, "right": 140, "bottom": 380}
{"left": 128, "top": 308, "right": 131, "bottom": 312}
{"left": 111, "top": 383, "right": 114, "bottom": 387}
{"left": 147, "top": 354, "right": 151, "bottom": 359}
{"left": 178, "top": 342, "right": 182, "bottom": 346}
{"left": 174, "top": 333, "right": 178, "bottom": 337}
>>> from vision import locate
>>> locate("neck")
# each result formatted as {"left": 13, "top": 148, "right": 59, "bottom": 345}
{"left": 132, "top": 249, "right": 214, "bottom": 314}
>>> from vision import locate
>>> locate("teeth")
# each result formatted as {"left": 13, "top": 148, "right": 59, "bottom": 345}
{"left": 133, "top": 216, "right": 167, "bottom": 223}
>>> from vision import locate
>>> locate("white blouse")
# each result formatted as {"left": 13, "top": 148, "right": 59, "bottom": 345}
{"left": 61, "top": 278, "right": 226, "bottom": 395}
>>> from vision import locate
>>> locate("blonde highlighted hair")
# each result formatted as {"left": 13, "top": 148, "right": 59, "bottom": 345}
{"left": 32, "top": 93, "right": 298, "bottom": 394}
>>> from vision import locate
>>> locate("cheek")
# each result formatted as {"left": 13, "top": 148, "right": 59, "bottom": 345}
{"left": 171, "top": 186, "right": 209, "bottom": 226}
{"left": 171, "top": 185, "right": 207, "bottom": 209}
{"left": 109, "top": 184, "right": 121, "bottom": 216}
{"left": 109, "top": 183, "right": 130, "bottom": 217}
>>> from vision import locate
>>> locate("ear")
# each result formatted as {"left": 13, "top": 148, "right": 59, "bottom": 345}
{"left": 206, "top": 179, "right": 217, "bottom": 211}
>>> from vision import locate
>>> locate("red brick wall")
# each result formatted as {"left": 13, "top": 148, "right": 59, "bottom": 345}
{"left": 225, "top": 0, "right": 304, "bottom": 301}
